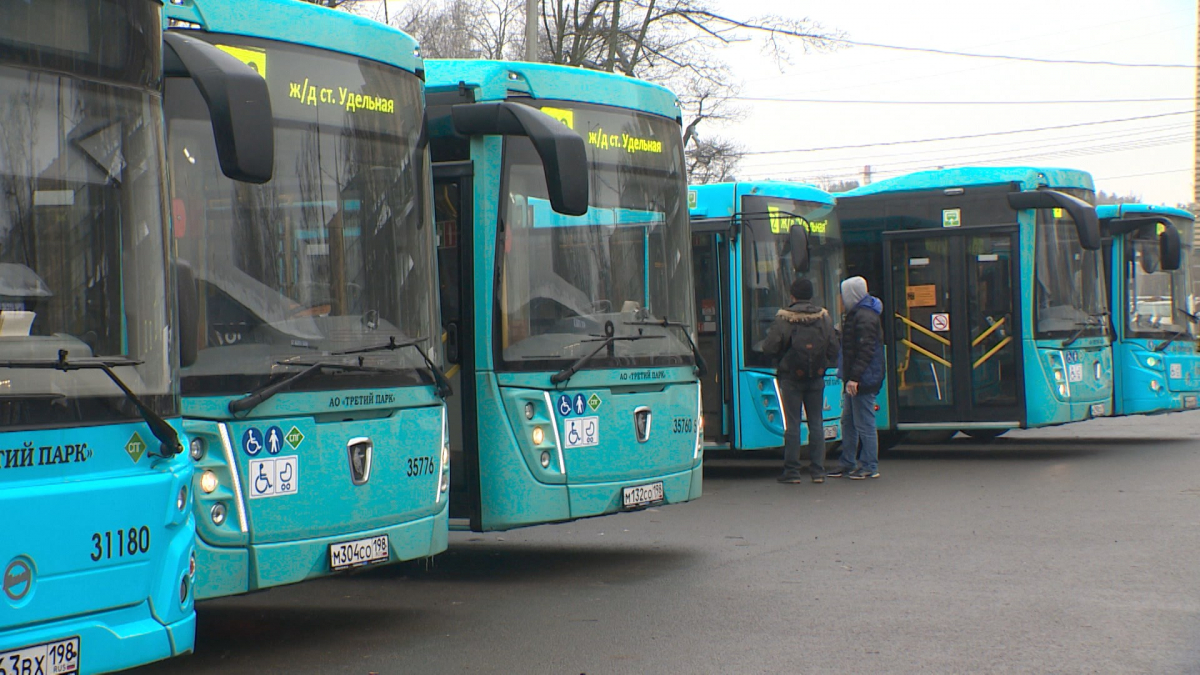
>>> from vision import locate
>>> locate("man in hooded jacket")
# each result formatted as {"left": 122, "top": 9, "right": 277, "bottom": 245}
{"left": 761, "top": 277, "right": 839, "bottom": 484}
{"left": 829, "top": 276, "right": 885, "bottom": 480}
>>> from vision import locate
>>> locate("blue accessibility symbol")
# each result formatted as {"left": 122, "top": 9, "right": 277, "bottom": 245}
{"left": 265, "top": 426, "right": 284, "bottom": 455}
{"left": 557, "top": 394, "right": 573, "bottom": 417}
{"left": 573, "top": 393, "right": 587, "bottom": 415}
{"left": 242, "top": 428, "right": 264, "bottom": 456}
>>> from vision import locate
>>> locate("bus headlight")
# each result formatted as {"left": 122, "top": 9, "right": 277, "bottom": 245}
{"left": 189, "top": 437, "right": 205, "bottom": 461}
{"left": 1053, "top": 368, "right": 1064, "bottom": 383}
{"left": 1057, "top": 383, "right": 1068, "bottom": 397}
{"left": 524, "top": 402, "right": 535, "bottom": 420}
{"left": 1150, "top": 379, "right": 1162, "bottom": 392}
{"left": 210, "top": 502, "right": 228, "bottom": 526}
{"left": 1146, "top": 356, "right": 1159, "bottom": 368}
{"left": 540, "top": 451, "right": 551, "bottom": 468}
{"left": 200, "top": 470, "right": 219, "bottom": 494}
{"left": 177, "top": 486, "right": 188, "bottom": 511}
{"left": 532, "top": 426, "right": 545, "bottom": 445}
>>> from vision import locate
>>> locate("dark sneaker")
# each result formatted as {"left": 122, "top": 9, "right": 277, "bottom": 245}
{"left": 848, "top": 469, "right": 880, "bottom": 480}
{"left": 776, "top": 473, "right": 804, "bottom": 484}
{"left": 825, "top": 467, "right": 851, "bottom": 478}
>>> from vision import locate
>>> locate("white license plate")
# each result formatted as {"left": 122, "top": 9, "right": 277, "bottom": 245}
{"left": 0, "top": 637, "right": 80, "bottom": 675}
{"left": 329, "top": 535, "right": 389, "bottom": 571}
{"left": 1184, "top": 396, "right": 1198, "bottom": 409}
{"left": 823, "top": 424, "right": 838, "bottom": 440}
{"left": 1090, "top": 403, "right": 1106, "bottom": 417}
{"left": 622, "top": 481, "right": 664, "bottom": 508}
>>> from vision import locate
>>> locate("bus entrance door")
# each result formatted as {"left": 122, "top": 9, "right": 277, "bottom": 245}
{"left": 691, "top": 230, "right": 731, "bottom": 446}
{"left": 883, "top": 229, "right": 1023, "bottom": 429}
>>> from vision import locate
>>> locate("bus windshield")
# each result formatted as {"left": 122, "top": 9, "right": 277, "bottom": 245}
{"left": 0, "top": 0, "right": 176, "bottom": 426}
{"left": 1127, "top": 215, "right": 1195, "bottom": 337}
{"left": 1035, "top": 201, "right": 1107, "bottom": 337}
{"left": 740, "top": 195, "right": 842, "bottom": 368}
{"left": 167, "top": 36, "right": 436, "bottom": 395}
{"left": 497, "top": 102, "right": 695, "bottom": 370}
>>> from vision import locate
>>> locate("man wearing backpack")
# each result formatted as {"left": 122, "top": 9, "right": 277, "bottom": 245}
{"left": 761, "top": 278, "right": 839, "bottom": 484}
{"left": 828, "top": 276, "right": 886, "bottom": 480}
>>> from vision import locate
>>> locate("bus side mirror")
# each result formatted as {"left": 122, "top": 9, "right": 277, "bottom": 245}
{"left": 1159, "top": 221, "right": 1182, "bottom": 272}
{"left": 163, "top": 32, "right": 274, "bottom": 184}
{"left": 176, "top": 260, "right": 199, "bottom": 369}
{"left": 788, "top": 222, "right": 810, "bottom": 273}
{"left": 1007, "top": 190, "right": 1100, "bottom": 250}
{"left": 451, "top": 102, "right": 589, "bottom": 216}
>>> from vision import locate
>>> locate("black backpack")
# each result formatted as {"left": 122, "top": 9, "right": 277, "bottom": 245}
{"left": 779, "top": 314, "right": 835, "bottom": 380}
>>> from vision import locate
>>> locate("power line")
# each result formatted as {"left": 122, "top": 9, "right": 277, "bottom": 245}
{"left": 697, "top": 10, "right": 1197, "bottom": 69}
{"left": 735, "top": 96, "right": 1192, "bottom": 106}
{"left": 740, "top": 110, "right": 1197, "bottom": 155}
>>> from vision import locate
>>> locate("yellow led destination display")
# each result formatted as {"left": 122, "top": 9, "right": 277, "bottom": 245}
{"left": 537, "top": 104, "right": 675, "bottom": 166}
{"left": 766, "top": 205, "right": 827, "bottom": 235}
{"left": 287, "top": 77, "right": 396, "bottom": 114}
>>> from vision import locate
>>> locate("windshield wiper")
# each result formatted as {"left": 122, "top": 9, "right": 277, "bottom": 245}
{"left": 625, "top": 318, "right": 709, "bottom": 378}
{"left": 1153, "top": 308, "right": 1200, "bottom": 352}
{"left": 0, "top": 350, "right": 182, "bottom": 456}
{"left": 1061, "top": 313, "right": 1108, "bottom": 349}
{"left": 334, "top": 335, "right": 452, "bottom": 399}
{"left": 229, "top": 360, "right": 399, "bottom": 413}
{"left": 550, "top": 330, "right": 664, "bottom": 386}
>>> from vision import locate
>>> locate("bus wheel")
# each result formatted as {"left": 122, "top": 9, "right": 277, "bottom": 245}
{"left": 906, "top": 430, "right": 957, "bottom": 444}
{"left": 962, "top": 429, "right": 1007, "bottom": 443}
{"left": 825, "top": 441, "right": 841, "bottom": 459}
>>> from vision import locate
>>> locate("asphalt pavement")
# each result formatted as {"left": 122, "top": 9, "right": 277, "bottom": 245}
{"left": 134, "top": 411, "right": 1200, "bottom": 674}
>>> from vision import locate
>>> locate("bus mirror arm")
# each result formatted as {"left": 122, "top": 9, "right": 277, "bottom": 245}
{"left": 1006, "top": 190, "right": 1100, "bottom": 251}
{"left": 451, "top": 102, "right": 589, "bottom": 216}
{"left": 163, "top": 32, "right": 275, "bottom": 184}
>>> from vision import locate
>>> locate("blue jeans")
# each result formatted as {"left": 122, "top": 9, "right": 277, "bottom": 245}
{"left": 838, "top": 390, "right": 878, "bottom": 473}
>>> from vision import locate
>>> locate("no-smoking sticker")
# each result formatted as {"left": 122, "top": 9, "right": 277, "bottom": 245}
{"left": 931, "top": 313, "right": 950, "bottom": 332}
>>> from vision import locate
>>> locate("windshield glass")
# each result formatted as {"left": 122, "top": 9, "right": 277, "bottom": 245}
{"left": 166, "top": 36, "right": 437, "bottom": 396}
{"left": 0, "top": 4, "right": 176, "bottom": 427}
{"left": 497, "top": 101, "right": 694, "bottom": 370}
{"left": 1127, "top": 215, "right": 1195, "bottom": 337}
{"left": 741, "top": 195, "right": 842, "bottom": 368}
{"left": 1034, "top": 194, "right": 1107, "bottom": 337}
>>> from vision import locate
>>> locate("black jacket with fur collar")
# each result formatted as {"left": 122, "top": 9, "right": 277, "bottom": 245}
{"left": 760, "top": 301, "right": 839, "bottom": 381}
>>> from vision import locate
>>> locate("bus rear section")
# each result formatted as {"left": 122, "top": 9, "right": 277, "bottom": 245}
{"left": 427, "top": 60, "right": 703, "bottom": 531}
{"left": 689, "top": 182, "right": 844, "bottom": 452}
{"left": 164, "top": 0, "right": 449, "bottom": 598}
{"left": 1099, "top": 204, "right": 1200, "bottom": 416}
{"left": 837, "top": 168, "right": 1112, "bottom": 438}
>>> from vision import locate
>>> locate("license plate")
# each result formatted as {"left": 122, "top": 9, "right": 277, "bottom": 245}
{"left": 823, "top": 424, "right": 838, "bottom": 440}
{"left": 622, "top": 481, "right": 664, "bottom": 508}
{"left": 1090, "top": 403, "right": 1106, "bottom": 417}
{"left": 0, "top": 637, "right": 80, "bottom": 675}
{"left": 1184, "top": 396, "right": 1198, "bottom": 409}
{"left": 328, "top": 535, "right": 389, "bottom": 571}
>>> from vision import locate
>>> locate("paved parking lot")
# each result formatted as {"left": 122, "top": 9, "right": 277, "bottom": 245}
{"left": 137, "top": 411, "right": 1200, "bottom": 674}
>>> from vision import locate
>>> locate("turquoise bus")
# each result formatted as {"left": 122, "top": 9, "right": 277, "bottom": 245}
{"left": 688, "top": 182, "right": 843, "bottom": 451}
{"left": 836, "top": 168, "right": 1111, "bottom": 441}
{"left": 0, "top": 0, "right": 272, "bottom": 671}
{"left": 425, "top": 60, "right": 704, "bottom": 531}
{"left": 1098, "top": 203, "right": 1199, "bottom": 415}
{"left": 163, "top": 0, "right": 449, "bottom": 599}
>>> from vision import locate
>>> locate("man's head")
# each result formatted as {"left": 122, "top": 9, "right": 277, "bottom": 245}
{"left": 790, "top": 277, "right": 814, "bottom": 302}
{"left": 841, "top": 276, "right": 868, "bottom": 309}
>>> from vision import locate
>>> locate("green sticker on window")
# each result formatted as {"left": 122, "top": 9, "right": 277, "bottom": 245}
{"left": 125, "top": 432, "right": 147, "bottom": 463}
{"left": 942, "top": 208, "right": 961, "bottom": 228}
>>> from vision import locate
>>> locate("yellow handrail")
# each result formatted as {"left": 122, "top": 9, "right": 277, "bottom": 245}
{"left": 973, "top": 336, "right": 1013, "bottom": 370}
{"left": 900, "top": 338, "right": 952, "bottom": 368}
{"left": 895, "top": 313, "right": 951, "bottom": 346}
{"left": 971, "top": 316, "right": 1006, "bottom": 347}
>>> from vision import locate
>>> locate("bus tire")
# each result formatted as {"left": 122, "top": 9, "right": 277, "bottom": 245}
{"left": 962, "top": 429, "right": 1008, "bottom": 443}
{"left": 878, "top": 431, "right": 907, "bottom": 454}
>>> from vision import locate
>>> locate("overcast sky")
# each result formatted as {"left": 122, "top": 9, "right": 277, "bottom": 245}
{"left": 708, "top": 0, "right": 1196, "bottom": 204}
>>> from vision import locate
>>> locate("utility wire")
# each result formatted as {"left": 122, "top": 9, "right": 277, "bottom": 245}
{"left": 741, "top": 110, "right": 1196, "bottom": 155}
{"left": 695, "top": 10, "right": 1196, "bottom": 69}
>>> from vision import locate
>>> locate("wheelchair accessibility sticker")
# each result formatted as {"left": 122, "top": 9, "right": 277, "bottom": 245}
{"left": 248, "top": 456, "right": 299, "bottom": 499}
{"left": 564, "top": 416, "right": 599, "bottom": 448}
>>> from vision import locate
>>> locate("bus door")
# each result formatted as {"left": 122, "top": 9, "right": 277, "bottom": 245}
{"left": 433, "top": 164, "right": 481, "bottom": 527}
{"left": 691, "top": 226, "right": 732, "bottom": 444}
{"left": 883, "top": 228, "right": 1024, "bottom": 428}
